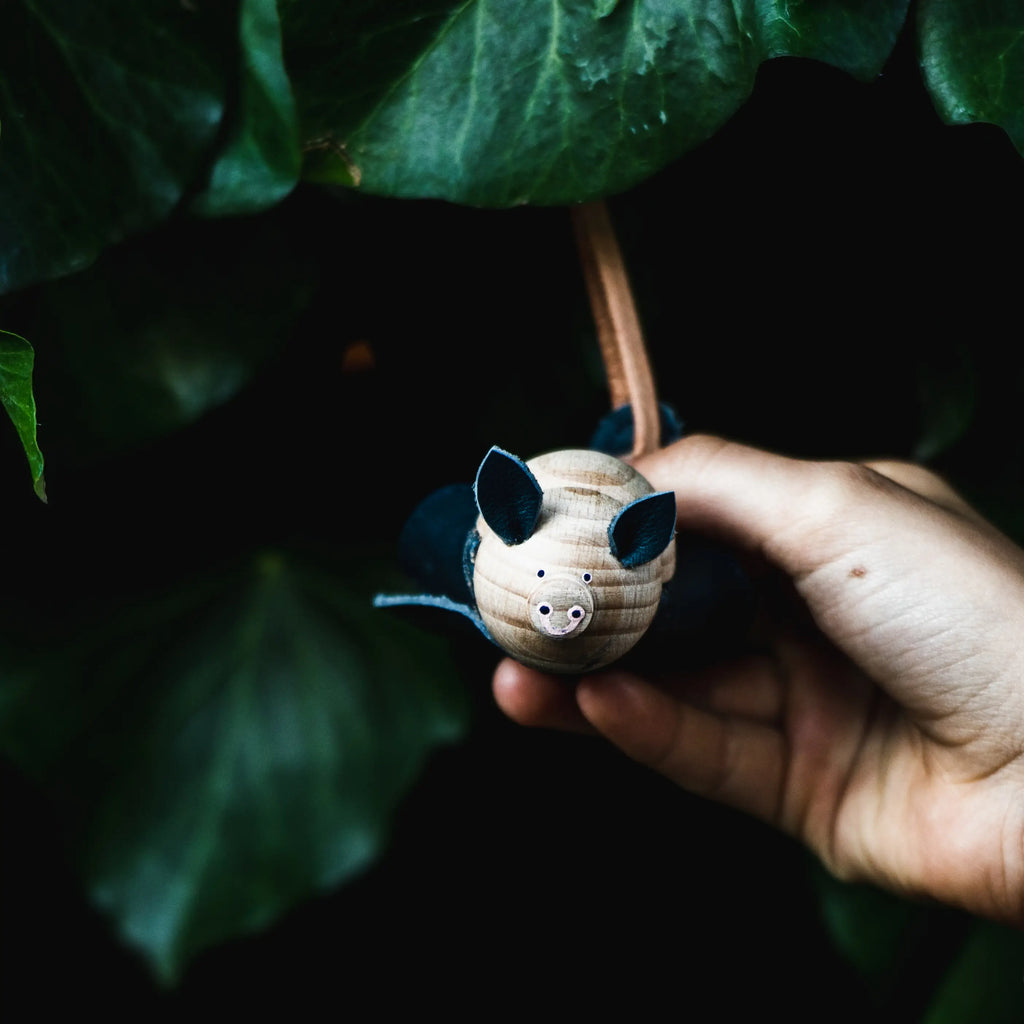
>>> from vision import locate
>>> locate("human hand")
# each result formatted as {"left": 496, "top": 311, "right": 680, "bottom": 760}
{"left": 493, "top": 434, "right": 1024, "bottom": 925}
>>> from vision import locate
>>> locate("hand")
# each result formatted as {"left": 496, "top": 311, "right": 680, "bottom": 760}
{"left": 493, "top": 434, "right": 1024, "bottom": 925}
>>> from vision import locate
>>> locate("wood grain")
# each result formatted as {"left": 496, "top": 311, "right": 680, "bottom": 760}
{"left": 473, "top": 449, "right": 675, "bottom": 673}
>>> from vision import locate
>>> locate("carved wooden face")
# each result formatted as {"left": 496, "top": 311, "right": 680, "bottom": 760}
{"left": 472, "top": 447, "right": 676, "bottom": 674}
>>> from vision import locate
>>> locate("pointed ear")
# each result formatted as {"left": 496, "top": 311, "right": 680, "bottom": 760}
{"left": 474, "top": 446, "right": 543, "bottom": 546}
{"left": 609, "top": 491, "right": 676, "bottom": 568}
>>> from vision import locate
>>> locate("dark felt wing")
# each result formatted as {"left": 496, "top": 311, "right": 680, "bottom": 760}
{"left": 373, "top": 483, "right": 494, "bottom": 643}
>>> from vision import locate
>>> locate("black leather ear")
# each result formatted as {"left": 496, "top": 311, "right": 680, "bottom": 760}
{"left": 474, "top": 446, "right": 543, "bottom": 546}
{"left": 608, "top": 491, "right": 676, "bottom": 568}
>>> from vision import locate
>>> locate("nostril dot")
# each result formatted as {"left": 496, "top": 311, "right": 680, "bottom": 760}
{"left": 571, "top": 608, "right": 582, "bottom": 619}
{"left": 538, "top": 605, "right": 551, "bottom": 616}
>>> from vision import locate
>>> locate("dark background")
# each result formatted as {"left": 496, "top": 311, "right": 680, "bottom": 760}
{"left": 4, "top": 28, "right": 1024, "bottom": 1019}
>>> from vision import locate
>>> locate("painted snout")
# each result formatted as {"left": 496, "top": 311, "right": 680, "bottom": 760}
{"left": 528, "top": 574, "right": 595, "bottom": 638}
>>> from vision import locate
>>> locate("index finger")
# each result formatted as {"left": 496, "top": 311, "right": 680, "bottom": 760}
{"left": 632, "top": 435, "right": 979, "bottom": 580}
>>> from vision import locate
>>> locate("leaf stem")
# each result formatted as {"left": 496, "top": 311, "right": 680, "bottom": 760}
{"left": 570, "top": 200, "right": 659, "bottom": 458}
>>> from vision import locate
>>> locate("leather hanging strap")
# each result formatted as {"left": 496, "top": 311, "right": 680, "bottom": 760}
{"left": 571, "top": 200, "right": 660, "bottom": 459}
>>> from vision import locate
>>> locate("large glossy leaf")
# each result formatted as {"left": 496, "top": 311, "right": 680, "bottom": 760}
{"left": 0, "top": 1, "right": 300, "bottom": 295}
{"left": 20, "top": 211, "right": 316, "bottom": 459}
{"left": 283, "top": 0, "right": 911, "bottom": 205}
{"left": 0, "top": 330, "right": 45, "bottom": 499}
{"left": 190, "top": 0, "right": 301, "bottom": 216}
{"left": 0, "top": 550, "right": 469, "bottom": 983}
{"left": 920, "top": 0, "right": 1024, "bottom": 154}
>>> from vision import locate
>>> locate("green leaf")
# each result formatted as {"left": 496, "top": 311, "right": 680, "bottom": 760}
{"left": 0, "top": 1, "right": 300, "bottom": 294}
{"left": 811, "top": 863, "right": 969, "bottom": 1010}
{"left": 0, "top": 329, "right": 45, "bottom": 499}
{"left": 23, "top": 212, "right": 316, "bottom": 457}
{"left": 815, "top": 872, "right": 925, "bottom": 1001}
{"left": 190, "top": 0, "right": 301, "bottom": 216}
{"left": 913, "top": 342, "right": 977, "bottom": 462}
{"left": 922, "top": 918, "right": 1024, "bottom": 1024}
{"left": 283, "top": 0, "right": 910, "bottom": 205}
{"left": 920, "top": 0, "right": 1024, "bottom": 155}
{"left": 0, "top": 2, "right": 227, "bottom": 292}
{"left": 0, "top": 550, "right": 469, "bottom": 983}
{"left": 594, "top": 0, "right": 621, "bottom": 19}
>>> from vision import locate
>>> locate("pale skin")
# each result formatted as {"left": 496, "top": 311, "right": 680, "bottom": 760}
{"left": 493, "top": 434, "right": 1024, "bottom": 927}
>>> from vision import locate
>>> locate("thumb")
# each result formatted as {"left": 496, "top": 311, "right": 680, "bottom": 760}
{"left": 633, "top": 435, "right": 1024, "bottom": 731}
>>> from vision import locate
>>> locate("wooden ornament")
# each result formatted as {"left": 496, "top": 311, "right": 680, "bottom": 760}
{"left": 373, "top": 201, "right": 718, "bottom": 676}
{"left": 472, "top": 446, "right": 676, "bottom": 674}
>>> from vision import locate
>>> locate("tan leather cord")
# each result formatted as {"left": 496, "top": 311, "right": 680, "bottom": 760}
{"left": 571, "top": 200, "right": 660, "bottom": 458}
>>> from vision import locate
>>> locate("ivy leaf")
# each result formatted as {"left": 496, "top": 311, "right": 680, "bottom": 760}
{"left": 922, "top": 918, "right": 1024, "bottom": 1023}
{"left": 190, "top": 0, "right": 301, "bottom": 217}
{"left": 913, "top": 343, "right": 977, "bottom": 462}
{"left": 920, "top": 0, "right": 1024, "bottom": 154}
{"left": 24, "top": 212, "right": 316, "bottom": 459}
{"left": 0, "top": 2, "right": 227, "bottom": 293}
{"left": 811, "top": 864, "right": 971, "bottom": 1013}
{"left": 814, "top": 867, "right": 950, "bottom": 1006}
{"left": 0, "top": 330, "right": 45, "bottom": 500}
{"left": 594, "top": 0, "right": 621, "bottom": 18}
{"left": 0, "top": 551, "right": 469, "bottom": 983}
{"left": 0, "top": 1, "right": 299, "bottom": 295}
{"left": 283, "top": 0, "right": 910, "bottom": 205}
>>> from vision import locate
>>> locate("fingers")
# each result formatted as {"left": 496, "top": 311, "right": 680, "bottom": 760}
{"left": 862, "top": 458, "right": 990, "bottom": 527}
{"left": 576, "top": 671, "right": 786, "bottom": 826}
{"left": 632, "top": 434, "right": 989, "bottom": 580}
{"left": 670, "top": 654, "right": 785, "bottom": 723}
{"left": 631, "top": 434, "right": 1024, "bottom": 746}
{"left": 493, "top": 657, "right": 789, "bottom": 828}
{"left": 632, "top": 435, "right": 851, "bottom": 576}
{"left": 492, "top": 659, "right": 594, "bottom": 734}
{"left": 493, "top": 654, "right": 786, "bottom": 732}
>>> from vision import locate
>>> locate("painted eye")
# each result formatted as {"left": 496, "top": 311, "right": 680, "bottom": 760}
{"left": 581, "top": 572, "right": 592, "bottom": 584}
{"left": 537, "top": 569, "right": 545, "bottom": 578}
{"left": 538, "top": 604, "right": 551, "bottom": 616}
